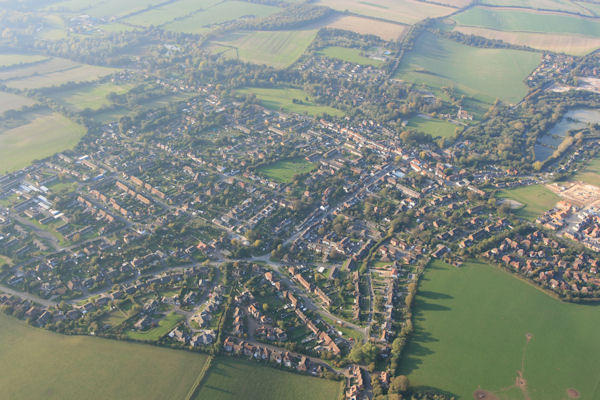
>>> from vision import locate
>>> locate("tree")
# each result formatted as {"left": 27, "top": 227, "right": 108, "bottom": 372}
{"left": 389, "top": 375, "right": 409, "bottom": 394}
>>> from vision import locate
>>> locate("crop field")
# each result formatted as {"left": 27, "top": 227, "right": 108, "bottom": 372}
{"left": 48, "top": 82, "right": 133, "bottom": 111}
{"left": 123, "top": 0, "right": 223, "bottom": 27}
{"left": 481, "top": 0, "right": 594, "bottom": 15}
{"left": 324, "top": 15, "right": 407, "bottom": 41}
{"left": 453, "top": 25, "right": 600, "bottom": 55}
{"left": 126, "top": 313, "right": 183, "bottom": 341}
{"left": 258, "top": 158, "right": 316, "bottom": 183}
{"left": 193, "top": 357, "right": 343, "bottom": 400}
{"left": 211, "top": 29, "right": 317, "bottom": 69}
{"left": 48, "top": 0, "right": 167, "bottom": 19}
{"left": 237, "top": 87, "right": 343, "bottom": 117}
{"left": 406, "top": 115, "right": 458, "bottom": 139}
{"left": 578, "top": 1, "right": 600, "bottom": 16}
{"left": 317, "top": 46, "right": 384, "bottom": 66}
{"left": 0, "top": 112, "right": 85, "bottom": 173}
{"left": 395, "top": 32, "right": 540, "bottom": 107}
{"left": 0, "top": 92, "right": 37, "bottom": 113}
{"left": 5, "top": 64, "right": 117, "bottom": 90}
{"left": 0, "top": 54, "right": 48, "bottom": 68}
{"left": 0, "top": 313, "right": 209, "bottom": 400}
{"left": 0, "top": 58, "right": 78, "bottom": 81}
{"left": 452, "top": 7, "right": 600, "bottom": 37}
{"left": 316, "top": 0, "right": 455, "bottom": 24}
{"left": 401, "top": 260, "right": 600, "bottom": 399}
{"left": 498, "top": 184, "right": 560, "bottom": 220}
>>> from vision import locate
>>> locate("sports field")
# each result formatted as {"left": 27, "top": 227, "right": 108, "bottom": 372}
{"left": 257, "top": 158, "right": 316, "bottom": 183}
{"left": 0, "top": 313, "right": 209, "bottom": 400}
{"left": 49, "top": 82, "right": 133, "bottom": 111}
{"left": 212, "top": 29, "right": 317, "bottom": 68}
{"left": 237, "top": 87, "right": 343, "bottom": 117}
{"left": 317, "top": 46, "right": 384, "bottom": 66}
{"left": 498, "top": 184, "right": 560, "bottom": 220}
{"left": 0, "top": 92, "right": 37, "bottom": 113}
{"left": 0, "top": 113, "right": 85, "bottom": 173}
{"left": 324, "top": 15, "right": 407, "bottom": 41}
{"left": 193, "top": 356, "right": 343, "bottom": 400}
{"left": 395, "top": 32, "right": 540, "bottom": 106}
{"left": 401, "top": 260, "right": 600, "bottom": 399}
{"left": 406, "top": 116, "right": 458, "bottom": 139}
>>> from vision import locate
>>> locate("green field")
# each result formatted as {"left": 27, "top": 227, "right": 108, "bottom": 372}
{"left": 127, "top": 312, "right": 183, "bottom": 341}
{"left": 193, "top": 356, "right": 343, "bottom": 400}
{"left": 316, "top": 46, "right": 384, "bottom": 66}
{"left": 0, "top": 92, "right": 37, "bottom": 113}
{"left": 48, "top": 0, "right": 167, "bottom": 18}
{"left": 0, "top": 313, "right": 209, "bottom": 400}
{"left": 5, "top": 64, "right": 116, "bottom": 90}
{"left": 395, "top": 32, "right": 540, "bottom": 108}
{"left": 237, "top": 87, "right": 343, "bottom": 117}
{"left": 401, "top": 260, "right": 600, "bottom": 399}
{"left": 482, "top": 0, "right": 593, "bottom": 15}
{"left": 498, "top": 184, "right": 560, "bottom": 220}
{"left": 453, "top": 7, "right": 600, "bottom": 37}
{"left": 211, "top": 29, "right": 317, "bottom": 68}
{"left": 0, "top": 54, "right": 48, "bottom": 68}
{"left": 574, "top": 156, "right": 600, "bottom": 186}
{"left": 258, "top": 158, "right": 316, "bottom": 183}
{"left": 49, "top": 82, "right": 133, "bottom": 111}
{"left": 0, "top": 113, "right": 85, "bottom": 173}
{"left": 406, "top": 115, "right": 458, "bottom": 138}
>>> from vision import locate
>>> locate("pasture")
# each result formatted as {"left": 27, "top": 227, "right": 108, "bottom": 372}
{"left": 395, "top": 32, "right": 540, "bottom": 107}
{"left": 0, "top": 112, "right": 85, "bottom": 173}
{"left": 0, "top": 313, "right": 209, "bottom": 400}
{"left": 48, "top": 82, "right": 133, "bottom": 111}
{"left": 5, "top": 64, "right": 116, "bottom": 90}
{"left": 324, "top": 15, "right": 407, "bottom": 41}
{"left": 574, "top": 156, "right": 600, "bottom": 187}
{"left": 481, "top": 0, "right": 593, "bottom": 15}
{"left": 193, "top": 356, "right": 343, "bottom": 400}
{"left": 48, "top": 0, "right": 167, "bottom": 18}
{"left": 258, "top": 158, "right": 316, "bottom": 183}
{"left": 406, "top": 115, "right": 458, "bottom": 139}
{"left": 237, "top": 87, "right": 343, "bottom": 117}
{"left": 211, "top": 29, "right": 317, "bottom": 69}
{"left": 401, "top": 260, "right": 600, "bottom": 399}
{"left": 498, "top": 184, "right": 560, "bottom": 220}
{"left": 317, "top": 46, "right": 384, "bottom": 66}
{"left": 0, "top": 92, "right": 37, "bottom": 113}
{"left": 0, "top": 54, "right": 48, "bottom": 68}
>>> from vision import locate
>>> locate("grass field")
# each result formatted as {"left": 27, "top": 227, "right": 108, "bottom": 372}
{"left": 453, "top": 6, "right": 600, "bottom": 37}
{"left": 48, "top": 0, "right": 168, "bottom": 18}
{"left": 498, "top": 184, "right": 560, "bottom": 220}
{"left": 407, "top": 115, "right": 458, "bottom": 138}
{"left": 316, "top": 0, "right": 455, "bottom": 24}
{"left": 193, "top": 356, "right": 343, "bottom": 400}
{"left": 5, "top": 64, "right": 117, "bottom": 90}
{"left": 0, "top": 113, "right": 85, "bottom": 173}
{"left": 258, "top": 158, "right": 316, "bottom": 183}
{"left": 574, "top": 156, "right": 600, "bottom": 186}
{"left": 481, "top": 0, "right": 593, "bottom": 14}
{"left": 401, "top": 260, "right": 600, "bottom": 399}
{"left": 395, "top": 32, "right": 540, "bottom": 107}
{"left": 0, "top": 54, "right": 48, "bottom": 68}
{"left": 48, "top": 82, "right": 133, "bottom": 111}
{"left": 237, "top": 87, "right": 343, "bottom": 117}
{"left": 126, "top": 312, "right": 183, "bottom": 341}
{"left": 0, "top": 313, "right": 209, "bottom": 400}
{"left": 324, "top": 15, "right": 407, "bottom": 41}
{"left": 317, "top": 46, "right": 384, "bottom": 66}
{"left": 211, "top": 29, "right": 317, "bottom": 69}
{"left": 0, "top": 92, "right": 37, "bottom": 113}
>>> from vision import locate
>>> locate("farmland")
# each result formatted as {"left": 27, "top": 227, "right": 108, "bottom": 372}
{"left": 0, "top": 313, "right": 209, "bottom": 400}
{"left": 211, "top": 29, "right": 317, "bottom": 69}
{"left": 258, "top": 158, "right": 316, "bottom": 183}
{"left": 395, "top": 32, "right": 540, "bottom": 107}
{"left": 406, "top": 115, "right": 458, "bottom": 139}
{"left": 574, "top": 156, "right": 600, "bottom": 187}
{"left": 0, "top": 112, "right": 85, "bottom": 173}
{"left": 48, "top": 82, "right": 134, "bottom": 111}
{"left": 498, "top": 184, "right": 560, "bottom": 220}
{"left": 316, "top": 46, "right": 384, "bottom": 66}
{"left": 47, "top": 0, "right": 168, "bottom": 19}
{"left": 324, "top": 15, "right": 407, "bottom": 41}
{"left": 236, "top": 87, "right": 343, "bottom": 117}
{"left": 481, "top": 0, "right": 594, "bottom": 15}
{"left": 0, "top": 54, "right": 48, "bottom": 68}
{"left": 0, "top": 92, "right": 37, "bottom": 114}
{"left": 193, "top": 357, "right": 343, "bottom": 400}
{"left": 401, "top": 260, "right": 600, "bottom": 399}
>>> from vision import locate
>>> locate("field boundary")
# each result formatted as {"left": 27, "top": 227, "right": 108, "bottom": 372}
{"left": 185, "top": 354, "right": 214, "bottom": 400}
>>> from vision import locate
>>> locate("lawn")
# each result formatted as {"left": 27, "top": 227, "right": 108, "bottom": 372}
{"left": 258, "top": 158, "right": 316, "bottom": 183}
{"left": 211, "top": 29, "right": 317, "bottom": 69}
{"left": 0, "top": 92, "right": 37, "bottom": 113}
{"left": 127, "top": 312, "right": 183, "bottom": 341}
{"left": 0, "top": 112, "right": 85, "bottom": 174}
{"left": 452, "top": 6, "right": 600, "bottom": 37}
{"left": 49, "top": 82, "right": 133, "bottom": 111}
{"left": 316, "top": 46, "right": 384, "bottom": 66}
{"left": 498, "top": 184, "right": 560, "bottom": 221}
{"left": 401, "top": 260, "right": 600, "bottom": 399}
{"left": 193, "top": 356, "right": 343, "bottom": 400}
{"left": 574, "top": 156, "right": 600, "bottom": 186}
{"left": 0, "top": 313, "right": 209, "bottom": 400}
{"left": 395, "top": 32, "right": 540, "bottom": 107}
{"left": 236, "top": 87, "right": 343, "bottom": 117}
{"left": 406, "top": 115, "right": 458, "bottom": 139}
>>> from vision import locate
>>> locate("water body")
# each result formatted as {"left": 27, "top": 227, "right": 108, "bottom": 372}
{"left": 534, "top": 108, "right": 600, "bottom": 161}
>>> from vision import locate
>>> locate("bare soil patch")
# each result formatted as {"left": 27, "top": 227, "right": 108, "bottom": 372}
{"left": 473, "top": 389, "right": 499, "bottom": 400}
{"left": 567, "top": 388, "right": 580, "bottom": 398}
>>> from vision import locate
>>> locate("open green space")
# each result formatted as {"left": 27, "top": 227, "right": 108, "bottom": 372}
{"left": 0, "top": 112, "right": 85, "bottom": 174}
{"left": 0, "top": 313, "right": 209, "bottom": 400}
{"left": 48, "top": 0, "right": 168, "bottom": 18}
{"left": 395, "top": 32, "right": 540, "bottom": 109}
{"left": 407, "top": 115, "right": 458, "bottom": 139}
{"left": 211, "top": 29, "right": 317, "bottom": 69}
{"left": 401, "top": 260, "right": 600, "bottom": 399}
{"left": 127, "top": 312, "right": 183, "bottom": 341}
{"left": 481, "top": 0, "right": 593, "bottom": 15}
{"left": 453, "top": 7, "right": 600, "bottom": 37}
{"left": 0, "top": 54, "right": 48, "bottom": 68}
{"left": 258, "top": 158, "right": 316, "bottom": 183}
{"left": 237, "top": 87, "right": 343, "bottom": 117}
{"left": 573, "top": 156, "right": 600, "bottom": 186}
{"left": 4, "top": 64, "right": 117, "bottom": 90}
{"left": 0, "top": 92, "right": 37, "bottom": 113}
{"left": 316, "top": 46, "right": 384, "bottom": 66}
{"left": 498, "top": 184, "right": 560, "bottom": 221}
{"left": 48, "top": 82, "right": 133, "bottom": 111}
{"left": 193, "top": 356, "right": 343, "bottom": 400}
